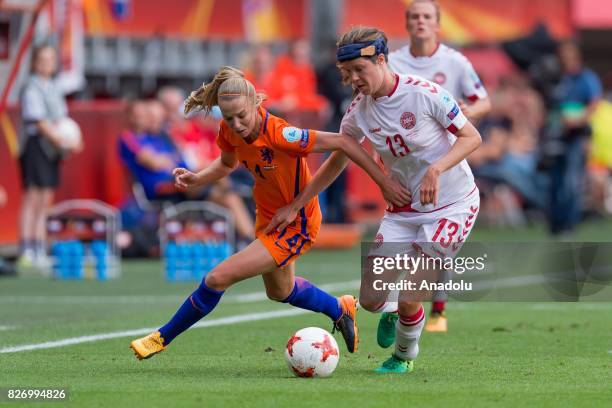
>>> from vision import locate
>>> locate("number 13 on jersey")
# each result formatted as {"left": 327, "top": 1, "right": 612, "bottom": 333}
{"left": 385, "top": 134, "right": 410, "bottom": 158}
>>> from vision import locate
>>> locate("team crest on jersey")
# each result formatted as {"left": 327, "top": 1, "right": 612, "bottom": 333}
{"left": 432, "top": 72, "right": 446, "bottom": 85}
{"left": 260, "top": 147, "right": 274, "bottom": 164}
{"left": 400, "top": 112, "right": 416, "bottom": 130}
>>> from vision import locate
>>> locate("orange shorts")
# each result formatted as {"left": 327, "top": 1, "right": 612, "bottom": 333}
{"left": 256, "top": 216, "right": 321, "bottom": 268}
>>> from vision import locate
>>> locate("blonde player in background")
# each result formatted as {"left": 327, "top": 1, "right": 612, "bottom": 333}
{"left": 266, "top": 27, "right": 482, "bottom": 373}
{"left": 386, "top": 0, "right": 491, "bottom": 333}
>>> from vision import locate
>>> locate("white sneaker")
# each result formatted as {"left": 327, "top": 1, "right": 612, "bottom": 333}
{"left": 16, "top": 250, "right": 36, "bottom": 268}
{"left": 34, "top": 252, "right": 53, "bottom": 277}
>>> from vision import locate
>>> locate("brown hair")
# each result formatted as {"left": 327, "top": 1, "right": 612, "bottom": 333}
{"left": 184, "top": 66, "right": 266, "bottom": 116}
{"left": 336, "top": 26, "right": 389, "bottom": 64}
{"left": 30, "top": 44, "right": 57, "bottom": 73}
{"left": 406, "top": 0, "right": 441, "bottom": 23}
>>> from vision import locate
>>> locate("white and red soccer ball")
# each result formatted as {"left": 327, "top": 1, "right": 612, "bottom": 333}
{"left": 284, "top": 327, "right": 339, "bottom": 378}
{"left": 54, "top": 117, "right": 82, "bottom": 150}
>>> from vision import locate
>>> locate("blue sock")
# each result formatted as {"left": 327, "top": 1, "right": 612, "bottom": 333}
{"left": 282, "top": 277, "right": 342, "bottom": 321}
{"left": 158, "top": 280, "right": 224, "bottom": 345}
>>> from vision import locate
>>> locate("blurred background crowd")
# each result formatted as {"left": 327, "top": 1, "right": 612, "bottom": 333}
{"left": 1, "top": 0, "right": 612, "bottom": 267}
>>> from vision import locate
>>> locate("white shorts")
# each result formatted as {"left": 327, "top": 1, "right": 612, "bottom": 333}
{"left": 369, "top": 188, "right": 480, "bottom": 260}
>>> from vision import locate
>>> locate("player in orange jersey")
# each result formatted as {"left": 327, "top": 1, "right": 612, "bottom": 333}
{"left": 130, "top": 66, "right": 411, "bottom": 363}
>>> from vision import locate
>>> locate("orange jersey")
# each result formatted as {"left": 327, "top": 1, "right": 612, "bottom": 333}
{"left": 216, "top": 108, "right": 323, "bottom": 265}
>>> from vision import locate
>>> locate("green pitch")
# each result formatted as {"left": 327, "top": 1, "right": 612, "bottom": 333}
{"left": 1, "top": 222, "right": 611, "bottom": 407}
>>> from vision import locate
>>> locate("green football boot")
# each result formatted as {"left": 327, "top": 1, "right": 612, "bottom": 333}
{"left": 377, "top": 312, "right": 398, "bottom": 348}
{"left": 374, "top": 354, "right": 414, "bottom": 374}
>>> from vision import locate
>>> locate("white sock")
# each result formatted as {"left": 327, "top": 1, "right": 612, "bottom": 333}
{"left": 358, "top": 301, "right": 398, "bottom": 313}
{"left": 395, "top": 306, "right": 425, "bottom": 361}
{"left": 365, "top": 289, "right": 399, "bottom": 313}
{"left": 379, "top": 301, "right": 398, "bottom": 313}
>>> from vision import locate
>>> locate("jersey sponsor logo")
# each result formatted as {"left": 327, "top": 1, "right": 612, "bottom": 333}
{"left": 447, "top": 104, "right": 460, "bottom": 120}
{"left": 282, "top": 127, "right": 302, "bottom": 143}
{"left": 369, "top": 127, "right": 382, "bottom": 133}
{"left": 400, "top": 112, "right": 416, "bottom": 130}
{"left": 432, "top": 72, "right": 446, "bottom": 85}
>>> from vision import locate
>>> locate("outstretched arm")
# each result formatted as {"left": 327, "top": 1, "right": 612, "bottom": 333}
{"left": 265, "top": 132, "right": 411, "bottom": 234}
{"left": 264, "top": 151, "right": 349, "bottom": 233}
{"left": 174, "top": 150, "right": 238, "bottom": 191}
{"left": 313, "top": 131, "right": 411, "bottom": 205}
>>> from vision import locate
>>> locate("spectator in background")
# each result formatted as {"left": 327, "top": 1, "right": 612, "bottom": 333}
{"left": 471, "top": 77, "right": 548, "bottom": 212}
{"left": 244, "top": 40, "right": 328, "bottom": 126}
{"left": 586, "top": 94, "right": 612, "bottom": 215}
{"left": 269, "top": 40, "right": 328, "bottom": 117}
{"left": 119, "top": 99, "right": 188, "bottom": 201}
{"left": 158, "top": 86, "right": 220, "bottom": 171}
{"left": 547, "top": 40, "right": 602, "bottom": 236}
{"left": 243, "top": 44, "right": 276, "bottom": 103}
{"left": 18, "top": 44, "right": 82, "bottom": 268}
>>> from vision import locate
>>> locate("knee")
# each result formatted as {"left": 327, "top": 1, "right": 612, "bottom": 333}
{"left": 358, "top": 297, "right": 383, "bottom": 313}
{"left": 204, "top": 270, "right": 231, "bottom": 291}
{"left": 265, "top": 285, "right": 292, "bottom": 302}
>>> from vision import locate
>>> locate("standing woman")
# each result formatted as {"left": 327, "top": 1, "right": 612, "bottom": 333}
{"left": 18, "top": 45, "right": 81, "bottom": 267}
{"left": 388, "top": 0, "right": 491, "bottom": 333}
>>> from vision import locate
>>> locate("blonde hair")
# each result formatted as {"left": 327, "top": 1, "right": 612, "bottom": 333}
{"left": 184, "top": 66, "right": 266, "bottom": 115}
{"left": 406, "top": 0, "right": 441, "bottom": 23}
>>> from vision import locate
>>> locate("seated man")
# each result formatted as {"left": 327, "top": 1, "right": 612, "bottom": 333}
{"left": 119, "top": 99, "right": 189, "bottom": 202}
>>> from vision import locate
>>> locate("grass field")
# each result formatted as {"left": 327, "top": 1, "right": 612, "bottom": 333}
{"left": 1, "top": 221, "right": 611, "bottom": 407}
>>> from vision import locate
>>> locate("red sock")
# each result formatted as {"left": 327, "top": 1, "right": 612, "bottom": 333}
{"left": 399, "top": 306, "right": 425, "bottom": 326}
{"left": 432, "top": 301, "right": 445, "bottom": 314}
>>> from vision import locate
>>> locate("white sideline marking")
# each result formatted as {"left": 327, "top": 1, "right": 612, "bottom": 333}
{"left": 0, "top": 325, "right": 15, "bottom": 331}
{"left": 0, "top": 280, "right": 362, "bottom": 305}
{"left": 0, "top": 308, "right": 309, "bottom": 354}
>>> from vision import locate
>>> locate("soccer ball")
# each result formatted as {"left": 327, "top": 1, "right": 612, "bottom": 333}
{"left": 55, "top": 117, "right": 82, "bottom": 150}
{"left": 284, "top": 327, "right": 339, "bottom": 378}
